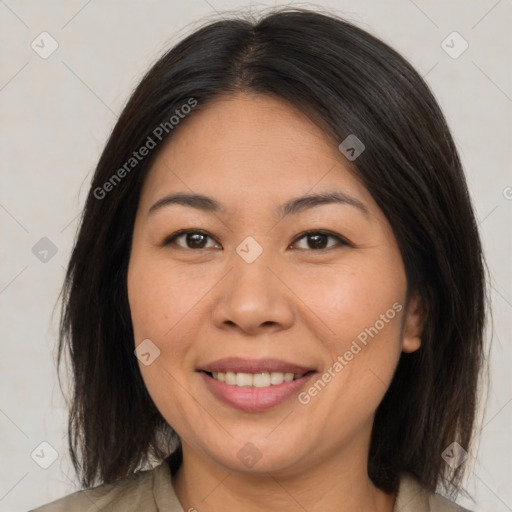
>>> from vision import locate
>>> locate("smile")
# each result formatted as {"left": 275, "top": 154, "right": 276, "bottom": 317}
{"left": 211, "top": 372, "right": 304, "bottom": 388}
{"left": 210, "top": 371, "right": 305, "bottom": 387}
{"left": 197, "top": 357, "right": 317, "bottom": 412}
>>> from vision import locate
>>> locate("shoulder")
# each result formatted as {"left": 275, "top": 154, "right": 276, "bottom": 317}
{"left": 29, "top": 461, "right": 183, "bottom": 512}
{"left": 395, "top": 474, "right": 473, "bottom": 512}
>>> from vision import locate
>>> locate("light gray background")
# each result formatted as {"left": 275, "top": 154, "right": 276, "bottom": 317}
{"left": 1, "top": 1, "right": 511, "bottom": 511}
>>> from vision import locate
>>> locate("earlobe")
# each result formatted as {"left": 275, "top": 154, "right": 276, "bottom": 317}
{"left": 402, "top": 295, "right": 423, "bottom": 353}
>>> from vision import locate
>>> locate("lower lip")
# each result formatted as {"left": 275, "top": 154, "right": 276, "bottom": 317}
{"left": 199, "top": 372, "right": 315, "bottom": 412}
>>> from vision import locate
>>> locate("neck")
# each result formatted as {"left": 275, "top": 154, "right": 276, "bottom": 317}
{"left": 172, "top": 443, "right": 396, "bottom": 512}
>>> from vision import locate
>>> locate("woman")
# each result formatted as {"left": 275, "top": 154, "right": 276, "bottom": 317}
{"left": 32, "top": 7, "right": 485, "bottom": 512}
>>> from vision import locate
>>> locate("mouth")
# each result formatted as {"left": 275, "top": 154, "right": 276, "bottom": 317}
{"left": 197, "top": 358, "right": 316, "bottom": 411}
{"left": 206, "top": 370, "right": 307, "bottom": 387}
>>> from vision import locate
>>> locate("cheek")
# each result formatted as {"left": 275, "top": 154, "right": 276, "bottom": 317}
{"left": 128, "top": 256, "right": 207, "bottom": 342}
{"left": 294, "top": 262, "right": 406, "bottom": 416}
{"left": 127, "top": 254, "right": 222, "bottom": 405}
{"left": 127, "top": 258, "right": 205, "bottom": 431}
{"left": 300, "top": 266, "right": 405, "bottom": 410}
{"left": 296, "top": 262, "right": 406, "bottom": 348}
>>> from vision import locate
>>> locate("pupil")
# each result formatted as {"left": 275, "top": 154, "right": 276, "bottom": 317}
{"left": 309, "top": 234, "right": 327, "bottom": 249}
{"left": 187, "top": 233, "right": 206, "bottom": 248}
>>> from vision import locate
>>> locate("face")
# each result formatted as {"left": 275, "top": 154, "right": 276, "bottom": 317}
{"left": 127, "top": 93, "right": 421, "bottom": 477}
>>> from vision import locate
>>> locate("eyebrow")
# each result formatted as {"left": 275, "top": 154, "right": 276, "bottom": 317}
{"left": 148, "top": 190, "right": 368, "bottom": 217}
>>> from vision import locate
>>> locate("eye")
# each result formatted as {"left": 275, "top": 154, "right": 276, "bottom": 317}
{"left": 162, "top": 229, "right": 350, "bottom": 251}
{"left": 163, "top": 230, "right": 221, "bottom": 250}
{"left": 290, "top": 230, "right": 349, "bottom": 250}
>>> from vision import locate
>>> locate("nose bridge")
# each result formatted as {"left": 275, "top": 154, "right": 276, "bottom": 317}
{"left": 232, "top": 249, "right": 274, "bottom": 297}
{"left": 229, "top": 239, "right": 280, "bottom": 307}
{"left": 210, "top": 238, "right": 295, "bottom": 333}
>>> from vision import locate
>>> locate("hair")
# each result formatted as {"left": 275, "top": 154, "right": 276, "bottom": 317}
{"left": 58, "top": 6, "right": 486, "bottom": 497}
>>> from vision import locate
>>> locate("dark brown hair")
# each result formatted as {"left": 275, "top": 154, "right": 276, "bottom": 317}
{"left": 59, "top": 7, "right": 486, "bottom": 497}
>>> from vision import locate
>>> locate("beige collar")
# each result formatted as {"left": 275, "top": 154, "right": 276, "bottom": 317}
{"left": 152, "top": 462, "right": 463, "bottom": 512}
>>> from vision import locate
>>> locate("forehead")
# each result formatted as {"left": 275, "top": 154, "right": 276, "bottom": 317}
{"left": 139, "top": 93, "right": 375, "bottom": 214}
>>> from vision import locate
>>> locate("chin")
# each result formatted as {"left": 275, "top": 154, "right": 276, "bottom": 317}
{"left": 198, "top": 434, "right": 312, "bottom": 476}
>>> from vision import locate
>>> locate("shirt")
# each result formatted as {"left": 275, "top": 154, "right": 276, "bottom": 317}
{"left": 29, "top": 460, "right": 471, "bottom": 512}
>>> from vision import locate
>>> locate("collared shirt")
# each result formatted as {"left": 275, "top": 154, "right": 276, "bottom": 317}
{"left": 30, "top": 460, "right": 471, "bottom": 512}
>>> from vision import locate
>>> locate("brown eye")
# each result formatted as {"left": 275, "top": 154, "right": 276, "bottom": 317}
{"left": 164, "top": 230, "right": 220, "bottom": 250}
{"left": 306, "top": 233, "right": 329, "bottom": 249}
{"left": 185, "top": 232, "right": 208, "bottom": 248}
{"left": 291, "top": 231, "right": 348, "bottom": 250}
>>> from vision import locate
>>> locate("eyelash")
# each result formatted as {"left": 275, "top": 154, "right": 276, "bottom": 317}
{"left": 162, "top": 229, "right": 352, "bottom": 251}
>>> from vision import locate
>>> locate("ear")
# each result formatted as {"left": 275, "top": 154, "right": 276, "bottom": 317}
{"left": 402, "top": 295, "right": 423, "bottom": 353}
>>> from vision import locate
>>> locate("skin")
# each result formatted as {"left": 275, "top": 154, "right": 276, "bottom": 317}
{"left": 127, "top": 93, "right": 423, "bottom": 512}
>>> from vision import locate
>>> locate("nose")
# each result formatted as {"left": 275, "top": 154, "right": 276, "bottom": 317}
{"left": 210, "top": 255, "right": 295, "bottom": 335}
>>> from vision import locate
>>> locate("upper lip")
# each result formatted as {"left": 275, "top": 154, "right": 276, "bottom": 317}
{"left": 199, "top": 357, "right": 315, "bottom": 375}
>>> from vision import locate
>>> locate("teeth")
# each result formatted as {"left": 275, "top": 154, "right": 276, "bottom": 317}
{"left": 211, "top": 371, "right": 304, "bottom": 387}
{"left": 236, "top": 372, "right": 253, "bottom": 387}
{"left": 270, "top": 372, "right": 284, "bottom": 385}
